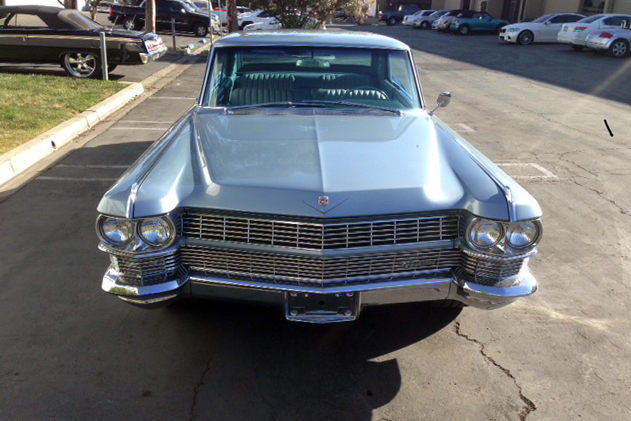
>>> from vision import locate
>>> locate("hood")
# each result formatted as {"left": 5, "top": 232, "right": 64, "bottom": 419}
{"left": 98, "top": 108, "right": 541, "bottom": 221}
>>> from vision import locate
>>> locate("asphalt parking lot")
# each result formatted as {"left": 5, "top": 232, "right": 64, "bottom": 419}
{"left": 1, "top": 24, "right": 631, "bottom": 420}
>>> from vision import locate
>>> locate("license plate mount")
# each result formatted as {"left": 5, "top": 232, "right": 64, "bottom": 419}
{"left": 284, "top": 291, "right": 360, "bottom": 323}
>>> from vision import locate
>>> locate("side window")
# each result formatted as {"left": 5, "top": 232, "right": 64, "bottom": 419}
{"left": 602, "top": 16, "right": 628, "bottom": 26}
{"left": 567, "top": 15, "right": 583, "bottom": 23}
{"left": 5, "top": 13, "right": 47, "bottom": 28}
{"left": 472, "top": 13, "right": 482, "bottom": 19}
{"left": 259, "top": 11, "right": 268, "bottom": 18}
{"left": 483, "top": 13, "right": 493, "bottom": 19}
{"left": 549, "top": 15, "right": 565, "bottom": 24}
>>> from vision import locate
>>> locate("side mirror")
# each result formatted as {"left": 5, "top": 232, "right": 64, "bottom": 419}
{"left": 429, "top": 91, "right": 451, "bottom": 115}
{"left": 544, "top": 20, "right": 551, "bottom": 25}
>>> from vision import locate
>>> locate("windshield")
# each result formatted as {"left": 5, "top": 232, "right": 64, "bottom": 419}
{"left": 532, "top": 14, "right": 553, "bottom": 23}
{"left": 430, "top": 11, "right": 447, "bottom": 17}
{"left": 203, "top": 47, "right": 421, "bottom": 111}
{"left": 578, "top": 14, "right": 603, "bottom": 23}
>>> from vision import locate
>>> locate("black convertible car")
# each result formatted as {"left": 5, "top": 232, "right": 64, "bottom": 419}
{"left": 0, "top": 5, "right": 167, "bottom": 78}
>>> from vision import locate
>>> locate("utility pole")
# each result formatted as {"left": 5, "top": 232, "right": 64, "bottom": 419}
{"left": 227, "top": 0, "right": 238, "bottom": 32}
{"left": 146, "top": 0, "right": 156, "bottom": 33}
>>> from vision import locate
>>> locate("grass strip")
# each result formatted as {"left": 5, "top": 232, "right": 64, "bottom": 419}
{"left": 0, "top": 74, "right": 126, "bottom": 155}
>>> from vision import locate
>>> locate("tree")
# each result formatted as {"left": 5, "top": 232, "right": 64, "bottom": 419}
{"left": 227, "top": 0, "right": 238, "bottom": 32}
{"left": 250, "top": 0, "right": 339, "bottom": 29}
{"left": 86, "top": 0, "right": 103, "bottom": 20}
{"left": 343, "top": 0, "right": 371, "bottom": 24}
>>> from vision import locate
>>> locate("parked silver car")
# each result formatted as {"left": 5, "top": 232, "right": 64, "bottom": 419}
{"left": 96, "top": 31, "right": 543, "bottom": 323}
{"left": 585, "top": 23, "right": 631, "bottom": 57}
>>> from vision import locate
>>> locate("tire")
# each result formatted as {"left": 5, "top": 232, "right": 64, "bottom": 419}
{"left": 387, "top": 17, "right": 397, "bottom": 26}
{"left": 571, "top": 44, "right": 584, "bottom": 51}
{"left": 193, "top": 23, "right": 208, "bottom": 37}
{"left": 458, "top": 25, "right": 470, "bottom": 35}
{"left": 122, "top": 17, "right": 136, "bottom": 31}
{"left": 61, "top": 52, "right": 101, "bottom": 79}
{"left": 420, "top": 20, "right": 429, "bottom": 29}
{"left": 517, "top": 30, "right": 533, "bottom": 45}
{"left": 609, "top": 39, "right": 629, "bottom": 58}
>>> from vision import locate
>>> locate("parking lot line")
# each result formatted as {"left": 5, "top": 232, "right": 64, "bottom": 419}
{"left": 455, "top": 123, "right": 475, "bottom": 132}
{"left": 497, "top": 163, "right": 558, "bottom": 180}
{"left": 55, "top": 164, "right": 129, "bottom": 169}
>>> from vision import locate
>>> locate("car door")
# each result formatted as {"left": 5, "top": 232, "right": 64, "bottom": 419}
{"left": 0, "top": 12, "right": 30, "bottom": 61}
{"left": 539, "top": 14, "right": 566, "bottom": 41}
{"left": 477, "top": 13, "right": 493, "bottom": 31}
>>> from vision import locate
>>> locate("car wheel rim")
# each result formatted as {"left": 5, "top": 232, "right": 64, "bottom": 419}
{"left": 613, "top": 42, "right": 627, "bottom": 57}
{"left": 460, "top": 27, "right": 468, "bottom": 34}
{"left": 520, "top": 33, "right": 532, "bottom": 44}
{"left": 64, "top": 53, "right": 97, "bottom": 78}
{"left": 124, "top": 20, "right": 134, "bottom": 30}
{"left": 195, "top": 26, "right": 207, "bottom": 37}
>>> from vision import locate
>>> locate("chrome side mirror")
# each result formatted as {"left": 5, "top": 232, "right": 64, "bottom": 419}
{"left": 429, "top": 91, "right": 451, "bottom": 115}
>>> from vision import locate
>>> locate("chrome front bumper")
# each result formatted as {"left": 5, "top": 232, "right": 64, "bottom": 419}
{"left": 102, "top": 266, "right": 539, "bottom": 321}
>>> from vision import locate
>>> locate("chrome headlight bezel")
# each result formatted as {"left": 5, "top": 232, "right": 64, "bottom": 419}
{"left": 97, "top": 216, "right": 134, "bottom": 247}
{"left": 467, "top": 218, "right": 504, "bottom": 249}
{"left": 465, "top": 217, "right": 542, "bottom": 254}
{"left": 137, "top": 217, "right": 176, "bottom": 248}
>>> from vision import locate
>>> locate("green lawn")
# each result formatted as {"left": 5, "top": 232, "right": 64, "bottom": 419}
{"left": 0, "top": 74, "right": 126, "bottom": 156}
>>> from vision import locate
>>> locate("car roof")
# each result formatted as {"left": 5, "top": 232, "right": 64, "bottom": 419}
{"left": 215, "top": 30, "right": 410, "bottom": 50}
{"left": 0, "top": 5, "right": 86, "bottom": 29}
{"left": 0, "top": 5, "right": 63, "bottom": 16}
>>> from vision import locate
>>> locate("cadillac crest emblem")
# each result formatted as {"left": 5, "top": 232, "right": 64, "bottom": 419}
{"left": 318, "top": 195, "right": 330, "bottom": 207}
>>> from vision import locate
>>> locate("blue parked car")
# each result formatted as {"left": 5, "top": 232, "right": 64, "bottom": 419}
{"left": 450, "top": 11, "right": 508, "bottom": 35}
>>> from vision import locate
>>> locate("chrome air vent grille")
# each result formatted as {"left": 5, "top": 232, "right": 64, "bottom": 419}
{"left": 461, "top": 253, "right": 527, "bottom": 286}
{"left": 180, "top": 246, "right": 461, "bottom": 285}
{"left": 110, "top": 250, "right": 182, "bottom": 286}
{"left": 182, "top": 212, "right": 459, "bottom": 251}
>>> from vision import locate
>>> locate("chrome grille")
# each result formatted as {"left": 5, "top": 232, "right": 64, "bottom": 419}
{"left": 461, "top": 253, "right": 526, "bottom": 286}
{"left": 180, "top": 246, "right": 461, "bottom": 285}
{"left": 110, "top": 251, "right": 182, "bottom": 286}
{"left": 182, "top": 212, "right": 459, "bottom": 250}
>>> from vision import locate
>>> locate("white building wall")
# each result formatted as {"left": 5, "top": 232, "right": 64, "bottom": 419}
{"left": 610, "top": 0, "right": 631, "bottom": 13}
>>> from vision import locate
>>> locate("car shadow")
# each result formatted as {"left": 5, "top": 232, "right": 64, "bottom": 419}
{"left": 164, "top": 298, "right": 461, "bottom": 420}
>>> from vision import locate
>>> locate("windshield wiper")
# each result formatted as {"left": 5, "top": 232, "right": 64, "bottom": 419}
{"left": 224, "top": 101, "right": 328, "bottom": 114}
{"left": 224, "top": 101, "right": 403, "bottom": 116}
{"left": 306, "top": 100, "right": 403, "bottom": 116}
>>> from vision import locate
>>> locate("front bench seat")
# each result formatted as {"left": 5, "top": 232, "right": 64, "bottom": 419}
{"left": 311, "top": 88, "right": 389, "bottom": 100}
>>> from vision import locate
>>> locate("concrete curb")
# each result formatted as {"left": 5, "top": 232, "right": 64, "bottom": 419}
{"left": 0, "top": 40, "right": 212, "bottom": 188}
{"left": 0, "top": 82, "right": 144, "bottom": 186}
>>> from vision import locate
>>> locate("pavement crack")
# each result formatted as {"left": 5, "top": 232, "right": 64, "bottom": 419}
{"left": 569, "top": 178, "right": 631, "bottom": 218}
{"left": 454, "top": 322, "right": 536, "bottom": 421}
{"left": 190, "top": 355, "right": 213, "bottom": 421}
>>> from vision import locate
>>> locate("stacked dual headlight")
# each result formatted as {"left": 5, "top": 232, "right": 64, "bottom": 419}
{"left": 467, "top": 218, "right": 541, "bottom": 252}
{"left": 97, "top": 215, "right": 175, "bottom": 250}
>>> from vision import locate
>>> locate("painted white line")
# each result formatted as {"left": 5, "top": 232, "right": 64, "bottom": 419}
{"left": 56, "top": 164, "right": 129, "bottom": 169}
{"left": 455, "top": 123, "right": 475, "bottom": 132}
{"left": 109, "top": 127, "right": 168, "bottom": 131}
{"left": 148, "top": 96, "right": 196, "bottom": 100}
{"left": 497, "top": 163, "right": 558, "bottom": 180}
{"left": 37, "top": 176, "right": 118, "bottom": 182}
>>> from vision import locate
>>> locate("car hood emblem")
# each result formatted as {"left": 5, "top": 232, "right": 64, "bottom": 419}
{"left": 318, "top": 195, "right": 329, "bottom": 207}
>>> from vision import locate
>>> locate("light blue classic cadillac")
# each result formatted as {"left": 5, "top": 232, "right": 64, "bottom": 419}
{"left": 96, "top": 31, "right": 543, "bottom": 323}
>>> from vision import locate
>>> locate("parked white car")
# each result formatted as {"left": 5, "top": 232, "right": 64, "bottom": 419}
{"left": 558, "top": 13, "right": 631, "bottom": 50}
{"left": 238, "top": 10, "right": 273, "bottom": 29}
{"left": 499, "top": 13, "right": 584, "bottom": 44}
{"left": 243, "top": 17, "right": 282, "bottom": 31}
{"left": 433, "top": 9, "right": 461, "bottom": 31}
{"left": 402, "top": 10, "right": 435, "bottom": 27}
{"left": 585, "top": 23, "right": 631, "bottom": 57}
{"left": 415, "top": 10, "right": 448, "bottom": 29}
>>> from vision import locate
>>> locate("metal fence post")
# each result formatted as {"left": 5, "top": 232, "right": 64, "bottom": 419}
{"left": 171, "top": 18, "right": 177, "bottom": 52}
{"left": 99, "top": 31, "right": 108, "bottom": 81}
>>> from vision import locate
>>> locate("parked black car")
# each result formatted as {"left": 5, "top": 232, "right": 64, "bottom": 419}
{"left": 378, "top": 4, "right": 421, "bottom": 26}
{"left": 108, "top": 0, "right": 213, "bottom": 37}
{"left": 0, "top": 5, "right": 166, "bottom": 78}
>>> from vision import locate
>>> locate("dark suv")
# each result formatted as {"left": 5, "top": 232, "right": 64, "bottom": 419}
{"left": 378, "top": 4, "right": 421, "bottom": 26}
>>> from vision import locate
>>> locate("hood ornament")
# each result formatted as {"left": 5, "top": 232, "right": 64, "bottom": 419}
{"left": 318, "top": 195, "right": 330, "bottom": 207}
{"left": 303, "top": 195, "right": 349, "bottom": 214}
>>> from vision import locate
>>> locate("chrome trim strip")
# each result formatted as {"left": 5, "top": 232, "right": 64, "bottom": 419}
{"left": 189, "top": 273, "right": 451, "bottom": 294}
{"left": 462, "top": 247, "right": 537, "bottom": 261}
{"left": 102, "top": 267, "right": 188, "bottom": 296}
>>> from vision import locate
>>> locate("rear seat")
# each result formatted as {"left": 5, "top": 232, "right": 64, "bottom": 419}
{"left": 228, "top": 72, "right": 381, "bottom": 106}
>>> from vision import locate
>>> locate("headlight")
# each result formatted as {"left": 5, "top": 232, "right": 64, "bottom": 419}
{"left": 468, "top": 219, "right": 503, "bottom": 249}
{"left": 506, "top": 27, "right": 517, "bottom": 32}
{"left": 138, "top": 217, "right": 174, "bottom": 246}
{"left": 506, "top": 221, "right": 540, "bottom": 249}
{"left": 100, "top": 217, "right": 133, "bottom": 246}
